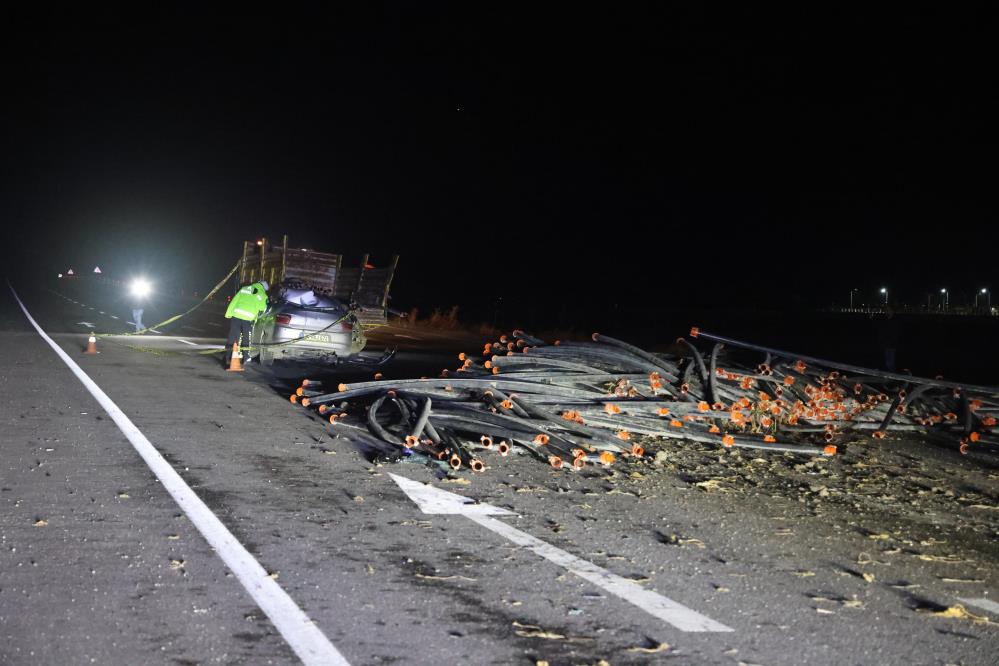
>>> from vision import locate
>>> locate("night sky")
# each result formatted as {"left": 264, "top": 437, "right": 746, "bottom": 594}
{"left": 1, "top": 6, "right": 993, "bottom": 319}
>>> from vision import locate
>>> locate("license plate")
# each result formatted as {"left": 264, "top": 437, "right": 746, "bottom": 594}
{"left": 303, "top": 333, "right": 332, "bottom": 344}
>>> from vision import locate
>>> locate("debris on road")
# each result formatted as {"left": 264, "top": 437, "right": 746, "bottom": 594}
{"left": 290, "top": 328, "right": 999, "bottom": 471}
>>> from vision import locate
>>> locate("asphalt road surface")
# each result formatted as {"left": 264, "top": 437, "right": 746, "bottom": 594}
{"left": 2, "top": 278, "right": 997, "bottom": 665}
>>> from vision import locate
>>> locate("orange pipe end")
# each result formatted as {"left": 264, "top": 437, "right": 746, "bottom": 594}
{"left": 823, "top": 444, "right": 837, "bottom": 456}
{"left": 289, "top": 394, "right": 298, "bottom": 403}
{"left": 480, "top": 435, "right": 493, "bottom": 448}
{"left": 548, "top": 455, "right": 563, "bottom": 469}
{"left": 630, "top": 444, "right": 644, "bottom": 457}
{"left": 449, "top": 454, "right": 462, "bottom": 469}
{"left": 497, "top": 441, "right": 510, "bottom": 456}
{"left": 301, "top": 397, "right": 311, "bottom": 407}
{"left": 470, "top": 459, "right": 485, "bottom": 473}
{"left": 599, "top": 451, "right": 615, "bottom": 465}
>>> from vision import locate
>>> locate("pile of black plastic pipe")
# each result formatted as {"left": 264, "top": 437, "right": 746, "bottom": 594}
{"left": 289, "top": 328, "right": 999, "bottom": 472}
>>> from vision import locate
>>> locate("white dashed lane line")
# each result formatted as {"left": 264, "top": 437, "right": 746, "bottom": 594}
{"left": 391, "top": 474, "right": 733, "bottom": 633}
{"left": 959, "top": 598, "right": 999, "bottom": 616}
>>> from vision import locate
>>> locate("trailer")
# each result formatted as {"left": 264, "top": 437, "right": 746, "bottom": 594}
{"left": 237, "top": 236, "right": 398, "bottom": 328}
{"left": 237, "top": 236, "right": 399, "bottom": 367}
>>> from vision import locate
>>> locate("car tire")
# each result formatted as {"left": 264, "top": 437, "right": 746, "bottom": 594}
{"left": 258, "top": 332, "right": 275, "bottom": 367}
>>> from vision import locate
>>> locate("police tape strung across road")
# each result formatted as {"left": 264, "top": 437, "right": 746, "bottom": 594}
{"left": 90, "top": 263, "right": 354, "bottom": 356}
{"left": 289, "top": 329, "right": 999, "bottom": 472}
{"left": 97, "top": 261, "right": 241, "bottom": 340}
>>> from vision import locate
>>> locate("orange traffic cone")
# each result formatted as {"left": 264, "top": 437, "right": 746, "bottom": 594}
{"left": 84, "top": 335, "right": 99, "bottom": 354}
{"left": 226, "top": 342, "right": 243, "bottom": 372}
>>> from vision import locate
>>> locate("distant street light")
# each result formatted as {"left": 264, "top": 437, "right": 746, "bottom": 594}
{"left": 880, "top": 287, "right": 888, "bottom": 306}
{"left": 978, "top": 288, "right": 990, "bottom": 311}
{"left": 940, "top": 288, "right": 948, "bottom": 311}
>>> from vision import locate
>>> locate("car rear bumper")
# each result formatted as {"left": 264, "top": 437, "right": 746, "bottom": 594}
{"left": 261, "top": 326, "right": 364, "bottom": 362}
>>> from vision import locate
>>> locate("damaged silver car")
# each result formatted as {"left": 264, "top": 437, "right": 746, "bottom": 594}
{"left": 252, "top": 287, "right": 368, "bottom": 367}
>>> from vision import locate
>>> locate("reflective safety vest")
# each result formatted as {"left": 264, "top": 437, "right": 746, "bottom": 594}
{"left": 225, "top": 282, "right": 268, "bottom": 321}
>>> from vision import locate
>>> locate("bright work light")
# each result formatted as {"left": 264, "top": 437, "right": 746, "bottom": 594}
{"left": 130, "top": 278, "right": 152, "bottom": 298}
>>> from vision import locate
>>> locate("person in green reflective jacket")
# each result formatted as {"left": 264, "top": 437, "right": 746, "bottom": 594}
{"left": 224, "top": 280, "right": 268, "bottom": 365}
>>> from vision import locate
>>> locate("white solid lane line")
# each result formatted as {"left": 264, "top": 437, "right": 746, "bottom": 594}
{"left": 10, "top": 284, "right": 351, "bottom": 666}
{"left": 958, "top": 598, "right": 999, "bottom": 615}
{"left": 177, "top": 339, "right": 198, "bottom": 346}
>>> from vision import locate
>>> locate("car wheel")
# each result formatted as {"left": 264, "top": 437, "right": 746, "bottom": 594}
{"left": 259, "top": 333, "right": 275, "bottom": 367}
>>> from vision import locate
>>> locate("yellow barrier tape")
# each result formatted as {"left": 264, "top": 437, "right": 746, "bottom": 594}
{"left": 97, "top": 261, "right": 240, "bottom": 339}
{"left": 85, "top": 262, "right": 365, "bottom": 360}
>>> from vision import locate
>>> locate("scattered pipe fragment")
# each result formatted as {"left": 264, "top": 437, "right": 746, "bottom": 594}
{"left": 293, "top": 327, "right": 997, "bottom": 472}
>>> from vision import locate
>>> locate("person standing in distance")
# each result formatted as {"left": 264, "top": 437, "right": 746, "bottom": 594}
{"left": 128, "top": 278, "right": 152, "bottom": 333}
{"left": 224, "top": 280, "right": 268, "bottom": 366}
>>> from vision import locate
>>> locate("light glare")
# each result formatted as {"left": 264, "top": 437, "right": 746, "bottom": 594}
{"left": 130, "top": 278, "right": 152, "bottom": 298}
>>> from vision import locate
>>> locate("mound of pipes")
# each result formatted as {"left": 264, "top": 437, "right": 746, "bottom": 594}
{"left": 289, "top": 328, "right": 999, "bottom": 471}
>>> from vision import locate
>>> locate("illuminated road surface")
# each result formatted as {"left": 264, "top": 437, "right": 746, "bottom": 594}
{"left": 2, "top": 280, "right": 997, "bottom": 665}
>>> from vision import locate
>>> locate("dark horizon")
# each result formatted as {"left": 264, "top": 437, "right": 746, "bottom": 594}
{"left": 2, "top": 6, "right": 993, "bottom": 317}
